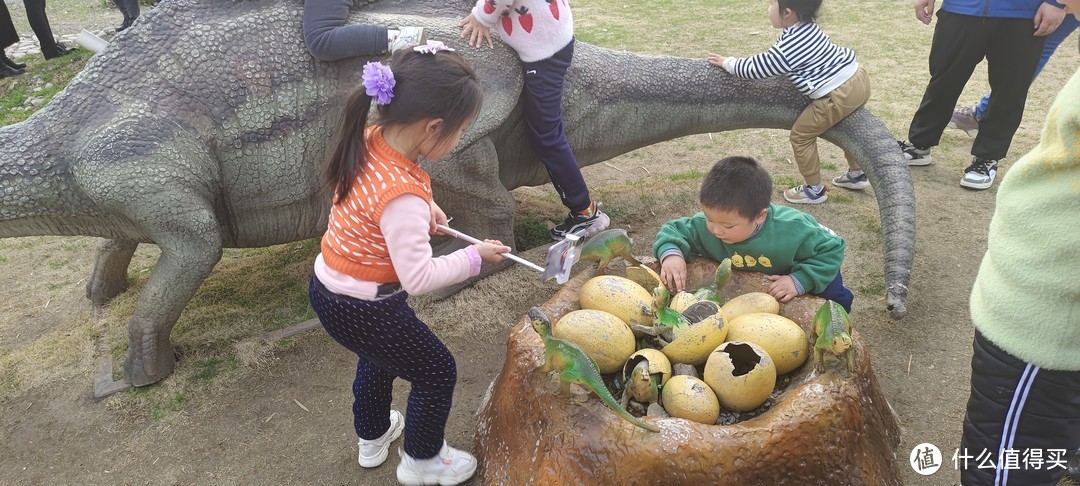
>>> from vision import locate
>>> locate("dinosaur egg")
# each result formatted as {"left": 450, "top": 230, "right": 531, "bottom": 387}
{"left": 720, "top": 292, "right": 780, "bottom": 323}
{"left": 703, "top": 341, "right": 777, "bottom": 412}
{"left": 622, "top": 348, "right": 673, "bottom": 387}
{"left": 660, "top": 301, "right": 728, "bottom": 366}
{"left": 553, "top": 309, "right": 636, "bottom": 374}
{"left": 669, "top": 291, "right": 700, "bottom": 313}
{"left": 661, "top": 375, "right": 720, "bottom": 425}
{"left": 625, "top": 265, "right": 663, "bottom": 292}
{"left": 726, "top": 313, "right": 809, "bottom": 375}
{"left": 579, "top": 275, "right": 654, "bottom": 331}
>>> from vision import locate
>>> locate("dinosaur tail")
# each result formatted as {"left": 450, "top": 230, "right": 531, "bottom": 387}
{"left": 586, "top": 379, "right": 661, "bottom": 433}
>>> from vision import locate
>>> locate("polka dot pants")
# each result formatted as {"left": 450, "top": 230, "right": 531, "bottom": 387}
{"left": 309, "top": 276, "right": 457, "bottom": 460}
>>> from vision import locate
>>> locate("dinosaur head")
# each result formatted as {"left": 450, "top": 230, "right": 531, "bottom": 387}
{"left": 831, "top": 332, "right": 853, "bottom": 354}
{"left": 652, "top": 285, "right": 672, "bottom": 310}
{"left": 528, "top": 307, "right": 552, "bottom": 337}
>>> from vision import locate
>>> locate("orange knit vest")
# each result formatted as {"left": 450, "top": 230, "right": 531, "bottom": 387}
{"left": 320, "top": 126, "right": 432, "bottom": 283}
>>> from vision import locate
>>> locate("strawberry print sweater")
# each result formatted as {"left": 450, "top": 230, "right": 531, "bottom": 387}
{"left": 471, "top": 0, "right": 573, "bottom": 62}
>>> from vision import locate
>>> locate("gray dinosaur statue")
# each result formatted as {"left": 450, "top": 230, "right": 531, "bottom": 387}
{"left": 0, "top": 0, "right": 913, "bottom": 389}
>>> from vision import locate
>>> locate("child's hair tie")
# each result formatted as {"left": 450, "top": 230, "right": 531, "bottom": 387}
{"left": 362, "top": 61, "right": 395, "bottom": 106}
{"left": 413, "top": 40, "right": 455, "bottom": 55}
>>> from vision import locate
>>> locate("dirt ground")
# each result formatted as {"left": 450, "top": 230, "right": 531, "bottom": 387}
{"left": 2, "top": 0, "right": 1079, "bottom": 485}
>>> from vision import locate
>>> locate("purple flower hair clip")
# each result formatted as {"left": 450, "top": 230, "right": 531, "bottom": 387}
{"left": 413, "top": 40, "right": 455, "bottom": 55}
{"left": 362, "top": 61, "right": 395, "bottom": 106}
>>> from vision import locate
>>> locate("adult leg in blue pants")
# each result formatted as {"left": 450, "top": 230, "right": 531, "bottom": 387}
{"left": 949, "top": 14, "right": 1079, "bottom": 135}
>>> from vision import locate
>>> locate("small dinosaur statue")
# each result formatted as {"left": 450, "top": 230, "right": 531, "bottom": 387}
{"left": 810, "top": 300, "right": 855, "bottom": 373}
{"left": 691, "top": 258, "right": 733, "bottom": 305}
{"left": 631, "top": 285, "right": 690, "bottom": 346}
{"left": 528, "top": 307, "right": 660, "bottom": 433}
{"left": 578, "top": 228, "right": 642, "bottom": 271}
{"left": 620, "top": 359, "right": 662, "bottom": 412}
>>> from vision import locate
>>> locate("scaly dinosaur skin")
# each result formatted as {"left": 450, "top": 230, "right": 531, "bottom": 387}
{"left": 528, "top": 308, "right": 660, "bottom": 433}
{"left": 811, "top": 300, "right": 855, "bottom": 373}
{"left": 578, "top": 228, "right": 642, "bottom": 271}
{"left": 0, "top": 0, "right": 912, "bottom": 387}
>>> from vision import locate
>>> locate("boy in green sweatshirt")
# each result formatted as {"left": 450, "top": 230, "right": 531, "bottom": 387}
{"left": 653, "top": 156, "right": 853, "bottom": 311}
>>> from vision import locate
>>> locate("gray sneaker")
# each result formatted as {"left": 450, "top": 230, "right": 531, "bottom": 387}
{"left": 947, "top": 105, "right": 980, "bottom": 137}
{"left": 832, "top": 171, "right": 870, "bottom": 190}
{"left": 960, "top": 157, "right": 998, "bottom": 190}
{"left": 898, "top": 140, "right": 932, "bottom": 166}
{"left": 388, "top": 27, "right": 426, "bottom": 53}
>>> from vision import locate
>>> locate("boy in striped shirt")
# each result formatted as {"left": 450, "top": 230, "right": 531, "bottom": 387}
{"left": 709, "top": 0, "right": 870, "bottom": 205}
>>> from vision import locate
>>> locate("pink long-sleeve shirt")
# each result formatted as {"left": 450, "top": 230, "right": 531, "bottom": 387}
{"left": 315, "top": 194, "right": 482, "bottom": 300}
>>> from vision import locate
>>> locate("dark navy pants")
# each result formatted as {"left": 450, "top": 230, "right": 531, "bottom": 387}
{"left": 960, "top": 330, "right": 1080, "bottom": 485}
{"left": 815, "top": 272, "right": 853, "bottom": 313}
{"left": 309, "top": 276, "right": 457, "bottom": 459}
{"left": 521, "top": 39, "right": 591, "bottom": 213}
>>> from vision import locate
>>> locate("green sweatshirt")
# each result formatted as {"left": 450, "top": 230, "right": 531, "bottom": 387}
{"left": 653, "top": 203, "right": 845, "bottom": 295}
{"left": 969, "top": 69, "right": 1080, "bottom": 372}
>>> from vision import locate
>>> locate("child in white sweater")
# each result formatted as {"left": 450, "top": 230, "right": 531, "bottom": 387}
{"left": 460, "top": 0, "right": 610, "bottom": 240}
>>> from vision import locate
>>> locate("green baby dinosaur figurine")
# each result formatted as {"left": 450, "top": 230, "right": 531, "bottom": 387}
{"left": 810, "top": 300, "right": 855, "bottom": 373}
{"left": 529, "top": 307, "right": 660, "bottom": 433}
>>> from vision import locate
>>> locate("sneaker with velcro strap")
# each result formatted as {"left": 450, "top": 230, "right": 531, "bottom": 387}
{"left": 898, "top": 140, "right": 932, "bottom": 166}
{"left": 783, "top": 184, "right": 828, "bottom": 204}
{"left": 832, "top": 171, "right": 870, "bottom": 190}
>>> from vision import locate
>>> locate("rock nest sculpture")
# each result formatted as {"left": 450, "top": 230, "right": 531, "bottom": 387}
{"left": 475, "top": 259, "right": 901, "bottom": 485}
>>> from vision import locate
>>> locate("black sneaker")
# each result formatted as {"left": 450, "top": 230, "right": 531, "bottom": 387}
{"left": 959, "top": 157, "right": 998, "bottom": 190}
{"left": 550, "top": 204, "right": 610, "bottom": 240}
{"left": 898, "top": 140, "right": 932, "bottom": 166}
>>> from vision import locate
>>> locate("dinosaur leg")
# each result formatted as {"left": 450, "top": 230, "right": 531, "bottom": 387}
{"left": 86, "top": 239, "right": 138, "bottom": 307}
{"left": 427, "top": 137, "right": 516, "bottom": 298}
{"left": 122, "top": 230, "right": 222, "bottom": 386}
{"left": 76, "top": 129, "right": 223, "bottom": 386}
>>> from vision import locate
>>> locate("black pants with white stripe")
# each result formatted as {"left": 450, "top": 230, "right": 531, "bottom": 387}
{"left": 960, "top": 330, "right": 1080, "bottom": 485}
{"left": 309, "top": 276, "right": 457, "bottom": 460}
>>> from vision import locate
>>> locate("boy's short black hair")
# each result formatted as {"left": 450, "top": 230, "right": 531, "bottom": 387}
{"left": 778, "top": 0, "right": 822, "bottom": 23}
{"left": 699, "top": 156, "right": 773, "bottom": 220}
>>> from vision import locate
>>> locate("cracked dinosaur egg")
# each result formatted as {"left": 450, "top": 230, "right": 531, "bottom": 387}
{"left": 659, "top": 301, "right": 728, "bottom": 366}
{"left": 661, "top": 374, "right": 720, "bottom": 425}
{"left": 553, "top": 309, "right": 636, "bottom": 374}
{"left": 704, "top": 341, "right": 777, "bottom": 412}
{"left": 621, "top": 348, "right": 672, "bottom": 388}
{"left": 726, "top": 312, "right": 809, "bottom": 375}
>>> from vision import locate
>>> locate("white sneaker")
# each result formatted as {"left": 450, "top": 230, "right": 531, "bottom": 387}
{"left": 388, "top": 26, "right": 426, "bottom": 53}
{"left": 396, "top": 441, "right": 477, "bottom": 486}
{"left": 959, "top": 157, "right": 998, "bottom": 190}
{"left": 358, "top": 410, "right": 404, "bottom": 468}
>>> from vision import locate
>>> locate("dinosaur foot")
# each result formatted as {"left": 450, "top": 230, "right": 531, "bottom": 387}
{"left": 123, "top": 343, "right": 177, "bottom": 387}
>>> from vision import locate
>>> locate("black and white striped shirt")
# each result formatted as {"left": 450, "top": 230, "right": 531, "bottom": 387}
{"left": 722, "top": 22, "right": 858, "bottom": 99}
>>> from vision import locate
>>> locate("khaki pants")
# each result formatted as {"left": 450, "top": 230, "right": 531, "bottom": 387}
{"left": 790, "top": 66, "right": 870, "bottom": 185}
